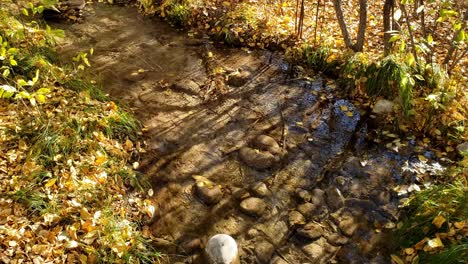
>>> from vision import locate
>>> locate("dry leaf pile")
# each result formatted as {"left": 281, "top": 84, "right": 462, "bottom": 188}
{"left": 0, "top": 86, "right": 157, "bottom": 263}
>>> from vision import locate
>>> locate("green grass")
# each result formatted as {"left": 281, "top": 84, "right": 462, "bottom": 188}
{"left": 104, "top": 110, "right": 140, "bottom": 140}
{"left": 63, "top": 78, "right": 108, "bottom": 101}
{"left": 420, "top": 242, "right": 468, "bottom": 264}
{"left": 397, "top": 181, "right": 467, "bottom": 247}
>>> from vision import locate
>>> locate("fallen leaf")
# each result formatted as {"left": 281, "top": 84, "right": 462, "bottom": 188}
{"left": 432, "top": 215, "right": 446, "bottom": 229}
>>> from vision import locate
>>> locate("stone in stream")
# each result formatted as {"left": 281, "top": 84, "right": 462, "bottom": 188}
{"left": 372, "top": 99, "right": 394, "bottom": 114}
{"left": 205, "top": 234, "right": 239, "bottom": 264}
{"left": 251, "top": 182, "right": 270, "bottom": 197}
{"left": 195, "top": 182, "right": 223, "bottom": 205}
{"left": 297, "top": 202, "right": 317, "bottom": 217}
{"left": 239, "top": 197, "right": 267, "bottom": 217}
{"left": 296, "top": 188, "right": 312, "bottom": 202}
{"left": 239, "top": 147, "right": 276, "bottom": 170}
{"left": 172, "top": 79, "right": 201, "bottom": 95}
{"left": 253, "top": 135, "right": 283, "bottom": 155}
{"left": 339, "top": 216, "right": 359, "bottom": 237}
{"left": 288, "top": 211, "right": 306, "bottom": 226}
{"left": 325, "top": 233, "right": 349, "bottom": 246}
{"left": 297, "top": 222, "right": 324, "bottom": 240}
{"left": 254, "top": 240, "right": 275, "bottom": 263}
{"left": 227, "top": 70, "right": 252, "bottom": 87}
{"left": 325, "top": 187, "right": 345, "bottom": 210}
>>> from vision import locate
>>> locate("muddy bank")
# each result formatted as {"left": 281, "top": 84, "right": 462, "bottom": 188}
{"left": 53, "top": 4, "right": 443, "bottom": 263}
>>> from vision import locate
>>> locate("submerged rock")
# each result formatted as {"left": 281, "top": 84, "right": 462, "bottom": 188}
{"left": 298, "top": 222, "right": 324, "bottom": 240}
{"left": 195, "top": 182, "right": 223, "bottom": 205}
{"left": 206, "top": 234, "right": 239, "bottom": 264}
{"left": 239, "top": 197, "right": 267, "bottom": 216}
{"left": 254, "top": 135, "right": 282, "bottom": 155}
{"left": 227, "top": 70, "right": 251, "bottom": 87}
{"left": 372, "top": 99, "right": 394, "bottom": 114}
{"left": 239, "top": 147, "right": 276, "bottom": 169}
{"left": 251, "top": 182, "right": 270, "bottom": 197}
{"left": 255, "top": 240, "right": 275, "bottom": 263}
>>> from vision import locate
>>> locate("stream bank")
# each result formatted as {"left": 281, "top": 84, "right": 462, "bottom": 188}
{"left": 52, "top": 4, "right": 447, "bottom": 263}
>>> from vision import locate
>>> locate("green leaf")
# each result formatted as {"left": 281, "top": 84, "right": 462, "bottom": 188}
{"left": 9, "top": 57, "right": 17, "bottom": 66}
{"left": 0, "top": 85, "right": 16, "bottom": 99}
{"left": 17, "top": 79, "right": 28, "bottom": 87}
{"left": 36, "top": 94, "right": 46, "bottom": 103}
{"left": 414, "top": 74, "right": 424, "bottom": 81}
{"left": 389, "top": 34, "right": 401, "bottom": 43}
{"left": 22, "top": 8, "right": 29, "bottom": 16}
{"left": 16, "top": 91, "right": 32, "bottom": 99}
{"left": 36, "top": 87, "right": 51, "bottom": 95}
{"left": 2, "top": 68, "right": 10, "bottom": 77}
{"left": 440, "top": 9, "right": 458, "bottom": 17}
{"left": 455, "top": 30, "right": 465, "bottom": 43}
{"left": 406, "top": 53, "right": 415, "bottom": 66}
{"left": 427, "top": 34, "right": 433, "bottom": 44}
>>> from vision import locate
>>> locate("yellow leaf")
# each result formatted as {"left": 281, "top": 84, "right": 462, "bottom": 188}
{"left": 391, "top": 254, "right": 404, "bottom": 264}
{"left": 207, "top": 52, "right": 213, "bottom": 58}
{"left": 340, "top": 105, "right": 348, "bottom": 111}
{"left": 45, "top": 178, "right": 57, "bottom": 188}
{"left": 404, "top": 248, "right": 415, "bottom": 255}
{"left": 426, "top": 237, "right": 443, "bottom": 250}
{"left": 124, "top": 139, "right": 133, "bottom": 151}
{"left": 346, "top": 111, "right": 354, "bottom": 117}
{"left": 432, "top": 215, "right": 446, "bottom": 228}
{"left": 95, "top": 155, "right": 107, "bottom": 166}
{"left": 418, "top": 155, "right": 428, "bottom": 162}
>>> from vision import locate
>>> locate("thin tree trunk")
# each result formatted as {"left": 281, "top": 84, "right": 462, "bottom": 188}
{"left": 383, "top": 0, "right": 394, "bottom": 56}
{"left": 443, "top": 11, "right": 467, "bottom": 66}
{"left": 332, "top": 0, "right": 353, "bottom": 49}
{"left": 354, "top": 0, "right": 368, "bottom": 51}
{"left": 400, "top": 2, "right": 419, "bottom": 66}
{"left": 313, "top": 0, "right": 321, "bottom": 45}
{"left": 298, "top": 0, "right": 305, "bottom": 39}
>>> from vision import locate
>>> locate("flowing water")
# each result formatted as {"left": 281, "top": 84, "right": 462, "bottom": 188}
{"left": 52, "top": 4, "right": 435, "bottom": 263}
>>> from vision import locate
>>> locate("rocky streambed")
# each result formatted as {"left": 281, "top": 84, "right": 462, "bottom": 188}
{"left": 53, "top": 3, "right": 447, "bottom": 263}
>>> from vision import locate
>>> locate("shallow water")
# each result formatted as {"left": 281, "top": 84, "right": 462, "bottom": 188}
{"left": 54, "top": 4, "right": 420, "bottom": 263}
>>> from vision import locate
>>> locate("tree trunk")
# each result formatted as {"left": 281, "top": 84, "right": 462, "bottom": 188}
{"left": 332, "top": 0, "right": 353, "bottom": 49}
{"left": 354, "top": 0, "right": 368, "bottom": 51}
{"left": 383, "top": 0, "right": 394, "bottom": 56}
{"left": 332, "top": 0, "right": 367, "bottom": 52}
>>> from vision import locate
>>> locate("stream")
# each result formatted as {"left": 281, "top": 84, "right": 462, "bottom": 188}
{"left": 51, "top": 3, "right": 440, "bottom": 263}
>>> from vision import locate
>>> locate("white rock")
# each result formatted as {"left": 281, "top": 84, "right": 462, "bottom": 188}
{"left": 372, "top": 99, "right": 394, "bottom": 114}
{"left": 206, "top": 234, "right": 239, "bottom": 264}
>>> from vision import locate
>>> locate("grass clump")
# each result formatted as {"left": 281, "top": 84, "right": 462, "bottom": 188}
{"left": 0, "top": 2, "right": 159, "bottom": 263}
{"left": 396, "top": 181, "right": 467, "bottom": 263}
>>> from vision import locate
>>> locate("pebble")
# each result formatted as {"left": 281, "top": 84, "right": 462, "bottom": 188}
{"left": 297, "top": 222, "right": 323, "bottom": 240}
{"left": 205, "top": 234, "right": 239, "bottom": 264}
{"left": 372, "top": 99, "right": 394, "bottom": 114}
{"left": 195, "top": 182, "right": 223, "bottom": 205}
{"left": 297, "top": 203, "right": 317, "bottom": 217}
{"left": 325, "top": 233, "right": 349, "bottom": 246}
{"left": 227, "top": 70, "right": 251, "bottom": 87}
{"left": 325, "top": 187, "right": 344, "bottom": 210}
{"left": 339, "top": 217, "right": 359, "bottom": 237}
{"left": 296, "top": 188, "right": 312, "bottom": 202}
{"left": 254, "top": 240, "right": 275, "bottom": 264}
{"left": 302, "top": 242, "right": 324, "bottom": 259}
{"left": 251, "top": 182, "right": 270, "bottom": 197}
{"left": 288, "top": 211, "right": 306, "bottom": 226}
{"left": 240, "top": 197, "right": 267, "bottom": 216}
{"left": 239, "top": 147, "right": 276, "bottom": 169}
{"left": 254, "top": 135, "right": 282, "bottom": 155}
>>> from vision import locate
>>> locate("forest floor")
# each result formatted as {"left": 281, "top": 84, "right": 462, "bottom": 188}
{"left": 49, "top": 3, "right": 461, "bottom": 263}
